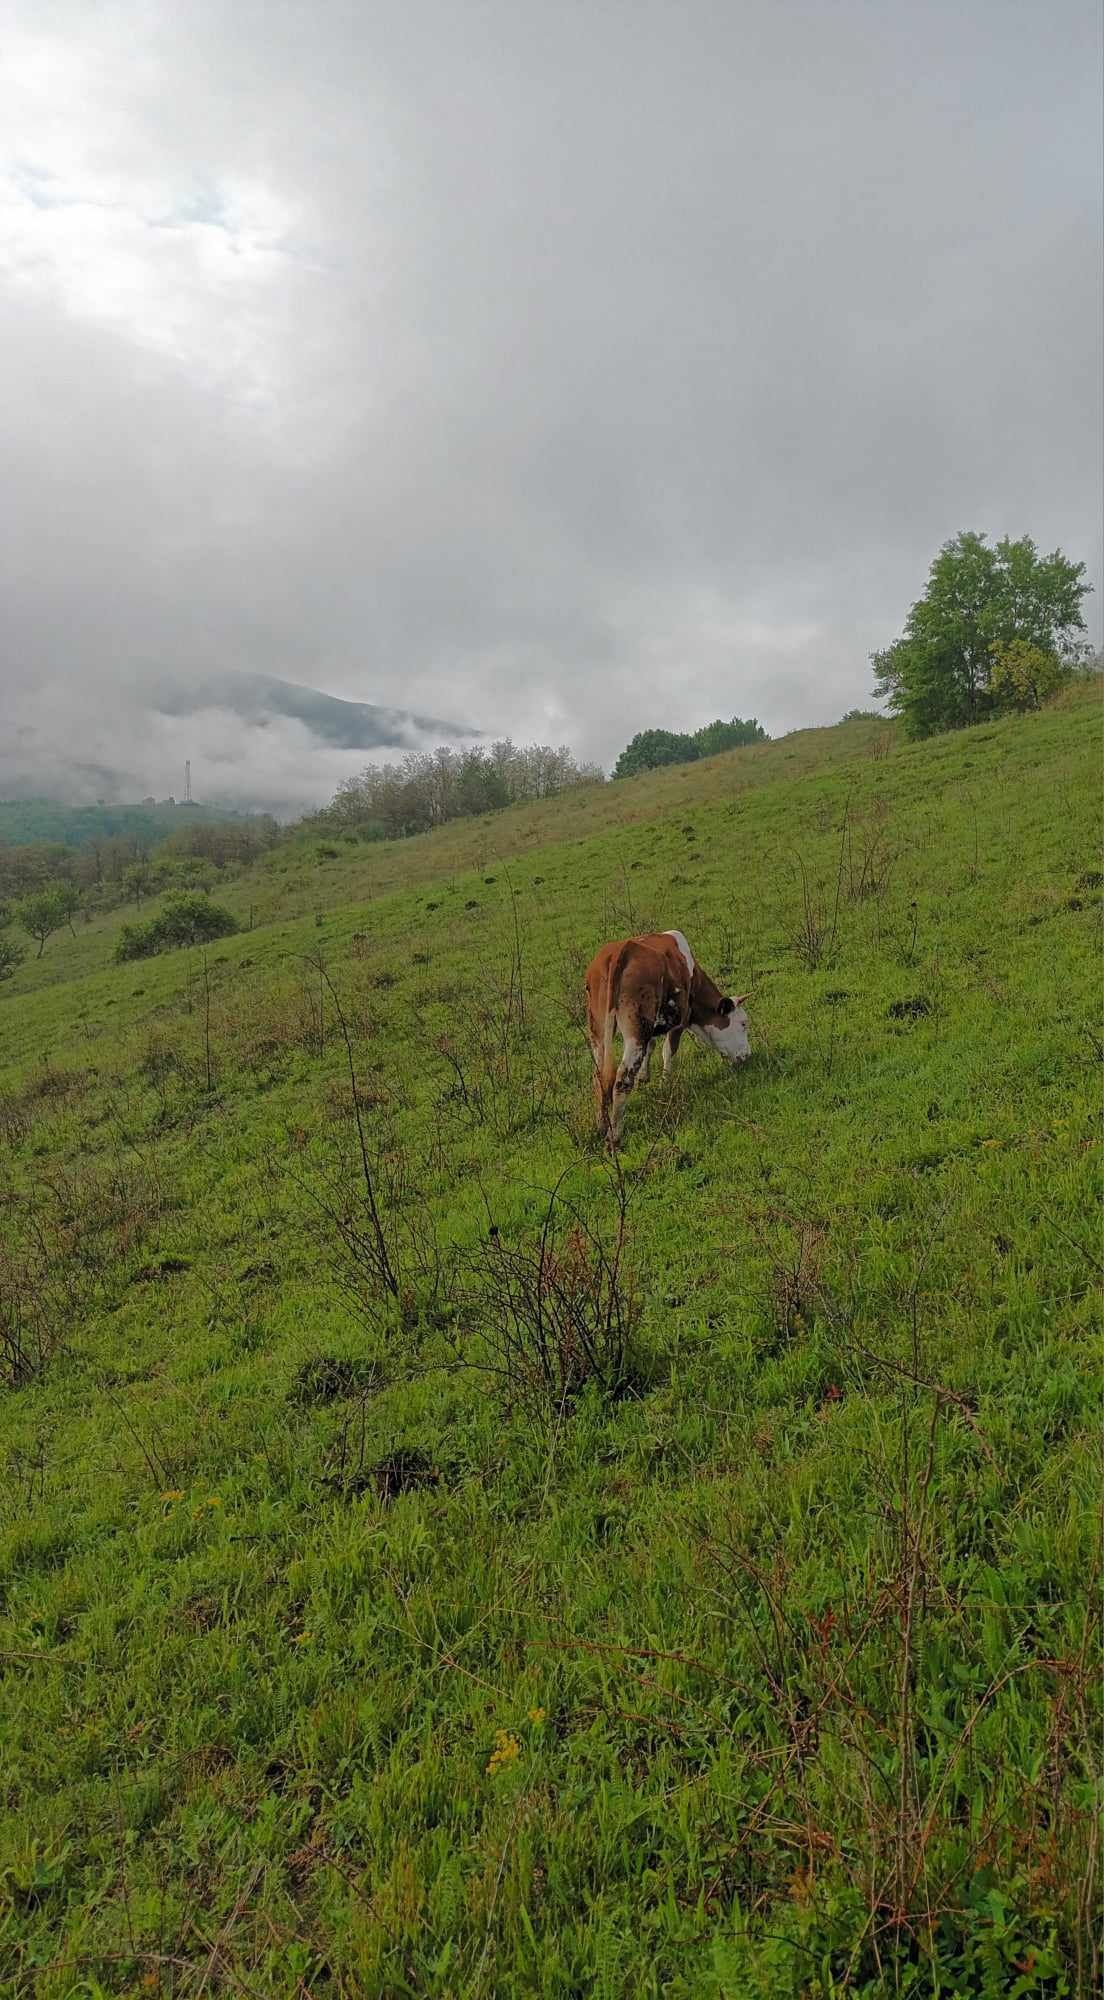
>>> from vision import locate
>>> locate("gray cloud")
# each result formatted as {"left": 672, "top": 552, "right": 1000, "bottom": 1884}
{"left": 1, "top": 0, "right": 1100, "bottom": 811}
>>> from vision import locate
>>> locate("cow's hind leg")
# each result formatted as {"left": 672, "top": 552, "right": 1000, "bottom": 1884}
{"left": 608, "top": 1025, "right": 647, "bottom": 1147}
{"left": 662, "top": 1028, "right": 683, "bottom": 1078}
{"left": 589, "top": 1036, "right": 606, "bottom": 1131}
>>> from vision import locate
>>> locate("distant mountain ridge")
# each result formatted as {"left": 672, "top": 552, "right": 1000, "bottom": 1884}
{"left": 2, "top": 668, "right": 483, "bottom": 818}
{"left": 151, "top": 669, "right": 479, "bottom": 751}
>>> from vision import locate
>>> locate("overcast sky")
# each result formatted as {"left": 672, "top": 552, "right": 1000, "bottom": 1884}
{"left": 2, "top": 0, "right": 1101, "bottom": 809}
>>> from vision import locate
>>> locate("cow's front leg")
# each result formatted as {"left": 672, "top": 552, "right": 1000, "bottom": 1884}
{"left": 608, "top": 1037, "right": 645, "bottom": 1147}
{"left": 638, "top": 1038, "right": 653, "bottom": 1086}
{"left": 662, "top": 1028, "right": 683, "bottom": 1078}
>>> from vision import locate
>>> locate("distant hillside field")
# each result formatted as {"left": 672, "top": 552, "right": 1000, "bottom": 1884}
{"left": 0, "top": 683, "right": 1099, "bottom": 1996}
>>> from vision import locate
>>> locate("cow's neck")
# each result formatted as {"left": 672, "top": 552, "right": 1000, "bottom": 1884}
{"left": 689, "top": 962, "right": 724, "bottom": 1022}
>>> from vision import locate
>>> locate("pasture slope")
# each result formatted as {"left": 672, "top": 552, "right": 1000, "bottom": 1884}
{"left": 0, "top": 685, "right": 1100, "bottom": 1998}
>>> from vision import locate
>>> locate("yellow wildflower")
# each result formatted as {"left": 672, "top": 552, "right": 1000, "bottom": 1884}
{"left": 160, "top": 1489, "right": 184, "bottom": 1504}
{"left": 527, "top": 1707, "right": 546, "bottom": 1725}
{"left": 486, "top": 1729, "right": 521, "bottom": 1774}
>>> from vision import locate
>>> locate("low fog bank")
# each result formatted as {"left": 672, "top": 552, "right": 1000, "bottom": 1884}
{"left": 2, "top": 675, "right": 484, "bottom": 818}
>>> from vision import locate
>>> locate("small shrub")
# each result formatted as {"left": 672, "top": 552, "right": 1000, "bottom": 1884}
{"left": 116, "top": 925, "right": 153, "bottom": 962}
{"left": 990, "top": 638, "right": 1071, "bottom": 712}
{"left": 286, "top": 962, "right": 442, "bottom": 1329}
{"left": 768, "top": 1220, "right": 825, "bottom": 1341}
{"left": 0, "top": 1094, "right": 32, "bottom": 1148}
{"left": 843, "top": 801, "right": 894, "bottom": 902}
{"left": 115, "top": 894, "right": 238, "bottom": 962}
{"left": 782, "top": 855, "right": 840, "bottom": 971}
{"left": 452, "top": 1173, "right": 642, "bottom": 1417}
{"left": 0, "top": 934, "right": 25, "bottom": 981}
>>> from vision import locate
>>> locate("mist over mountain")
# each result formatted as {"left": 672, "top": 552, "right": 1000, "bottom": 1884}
{"left": 2, "top": 668, "right": 482, "bottom": 817}
{"left": 149, "top": 669, "right": 475, "bottom": 751}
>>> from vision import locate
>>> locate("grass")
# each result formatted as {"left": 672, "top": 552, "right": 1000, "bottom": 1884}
{"left": 0, "top": 684, "right": 1100, "bottom": 1996}
{"left": 1, "top": 711, "right": 894, "bottom": 1007}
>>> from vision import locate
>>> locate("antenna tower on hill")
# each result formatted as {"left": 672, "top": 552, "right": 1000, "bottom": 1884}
{"left": 185, "top": 759, "right": 192, "bottom": 803}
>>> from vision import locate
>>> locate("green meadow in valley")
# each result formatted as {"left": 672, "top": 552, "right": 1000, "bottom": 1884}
{"left": 0, "top": 686, "right": 1100, "bottom": 1996}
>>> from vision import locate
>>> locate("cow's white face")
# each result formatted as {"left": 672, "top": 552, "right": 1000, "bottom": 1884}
{"left": 698, "top": 997, "right": 750, "bottom": 1064}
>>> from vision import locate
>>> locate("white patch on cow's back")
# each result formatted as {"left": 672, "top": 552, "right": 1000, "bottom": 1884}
{"left": 664, "top": 930, "right": 695, "bottom": 980}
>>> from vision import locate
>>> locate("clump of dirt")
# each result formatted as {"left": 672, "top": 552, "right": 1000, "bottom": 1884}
{"left": 132, "top": 1255, "right": 191, "bottom": 1283}
{"left": 887, "top": 995, "right": 931, "bottom": 1020}
{"left": 327, "top": 1447, "right": 440, "bottom": 1502}
{"left": 290, "top": 1355, "right": 380, "bottom": 1406}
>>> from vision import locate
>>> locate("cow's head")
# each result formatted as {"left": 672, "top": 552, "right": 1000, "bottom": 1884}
{"left": 698, "top": 994, "right": 750, "bottom": 1064}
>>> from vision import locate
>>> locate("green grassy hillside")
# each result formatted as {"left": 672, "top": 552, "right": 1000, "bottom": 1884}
{"left": 0, "top": 686, "right": 1100, "bottom": 1997}
{"left": 0, "top": 712, "right": 892, "bottom": 1002}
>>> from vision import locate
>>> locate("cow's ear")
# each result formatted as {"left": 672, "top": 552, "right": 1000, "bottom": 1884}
{"left": 718, "top": 997, "right": 734, "bottom": 1017}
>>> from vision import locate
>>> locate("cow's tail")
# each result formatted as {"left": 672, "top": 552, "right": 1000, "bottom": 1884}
{"left": 599, "top": 944, "right": 630, "bottom": 1101}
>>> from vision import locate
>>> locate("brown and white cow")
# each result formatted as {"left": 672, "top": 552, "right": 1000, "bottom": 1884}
{"left": 585, "top": 929, "right": 749, "bottom": 1146}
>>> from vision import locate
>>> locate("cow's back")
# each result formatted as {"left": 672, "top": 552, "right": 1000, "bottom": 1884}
{"left": 586, "top": 934, "right": 687, "bottom": 1022}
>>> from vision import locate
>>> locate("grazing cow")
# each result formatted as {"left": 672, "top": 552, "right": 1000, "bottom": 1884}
{"left": 585, "top": 930, "right": 749, "bottom": 1146}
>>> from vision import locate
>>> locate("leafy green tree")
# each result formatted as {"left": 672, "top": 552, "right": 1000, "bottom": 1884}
{"left": 55, "top": 881, "right": 80, "bottom": 934}
{"left": 454, "top": 754, "right": 510, "bottom": 817}
{"left": 614, "top": 717, "right": 767, "bottom": 776}
{"left": 872, "top": 532, "right": 1090, "bottom": 738}
{"left": 123, "top": 861, "right": 155, "bottom": 907}
{"left": 613, "top": 729, "right": 698, "bottom": 777}
{"left": 16, "top": 884, "right": 79, "bottom": 958}
{"left": 691, "top": 717, "right": 767, "bottom": 756}
{"left": 169, "top": 856, "right": 217, "bottom": 895}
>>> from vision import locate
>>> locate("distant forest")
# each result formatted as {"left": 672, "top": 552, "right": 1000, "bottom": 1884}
{"left": 313, "top": 741, "right": 602, "bottom": 841}
{"left": 312, "top": 723, "right": 779, "bottom": 842}
{"left": 0, "top": 803, "right": 279, "bottom": 909}
{"left": 0, "top": 797, "right": 265, "bottom": 850}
